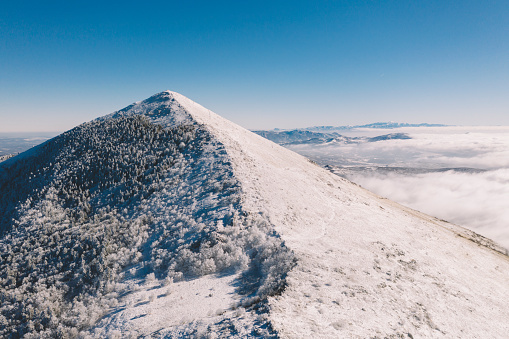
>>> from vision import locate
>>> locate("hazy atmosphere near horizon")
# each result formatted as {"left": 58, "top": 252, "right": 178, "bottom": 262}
{"left": 1, "top": 0, "right": 509, "bottom": 132}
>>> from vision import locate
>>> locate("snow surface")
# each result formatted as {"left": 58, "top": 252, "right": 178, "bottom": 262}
{"left": 171, "top": 91, "right": 509, "bottom": 338}
{"left": 92, "top": 274, "right": 241, "bottom": 338}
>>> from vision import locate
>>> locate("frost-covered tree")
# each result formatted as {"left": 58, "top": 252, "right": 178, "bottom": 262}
{"left": 0, "top": 92, "right": 294, "bottom": 338}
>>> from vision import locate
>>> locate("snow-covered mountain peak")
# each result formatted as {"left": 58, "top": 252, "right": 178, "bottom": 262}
{"left": 1, "top": 91, "right": 508, "bottom": 338}
{"left": 102, "top": 91, "right": 232, "bottom": 134}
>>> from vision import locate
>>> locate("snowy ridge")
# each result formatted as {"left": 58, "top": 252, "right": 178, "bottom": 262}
{"left": 1, "top": 91, "right": 508, "bottom": 338}
{"left": 166, "top": 91, "right": 509, "bottom": 338}
{"left": 302, "top": 122, "right": 448, "bottom": 132}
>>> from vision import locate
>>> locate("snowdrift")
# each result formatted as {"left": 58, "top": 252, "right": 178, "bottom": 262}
{"left": 1, "top": 91, "right": 508, "bottom": 338}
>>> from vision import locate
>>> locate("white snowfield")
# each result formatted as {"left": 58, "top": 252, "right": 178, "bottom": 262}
{"left": 169, "top": 91, "right": 509, "bottom": 338}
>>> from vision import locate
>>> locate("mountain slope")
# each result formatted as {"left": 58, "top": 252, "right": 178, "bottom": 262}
{"left": 1, "top": 91, "right": 508, "bottom": 338}
{"left": 172, "top": 92, "right": 509, "bottom": 338}
{"left": 0, "top": 93, "right": 293, "bottom": 338}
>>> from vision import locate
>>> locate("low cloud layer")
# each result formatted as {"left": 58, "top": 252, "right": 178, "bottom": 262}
{"left": 289, "top": 126, "right": 509, "bottom": 169}
{"left": 289, "top": 126, "right": 509, "bottom": 250}
{"left": 345, "top": 169, "right": 509, "bottom": 250}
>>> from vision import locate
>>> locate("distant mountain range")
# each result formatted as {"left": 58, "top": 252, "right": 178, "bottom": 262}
{"left": 253, "top": 129, "right": 412, "bottom": 146}
{"left": 253, "top": 122, "right": 445, "bottom": 146}
{"left": 300, "top": 122, "right": 448, "bottom": 132}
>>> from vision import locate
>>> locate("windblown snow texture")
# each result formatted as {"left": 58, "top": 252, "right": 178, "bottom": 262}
{"left": 0, "top": 92, "right": 294, "bottom": 338}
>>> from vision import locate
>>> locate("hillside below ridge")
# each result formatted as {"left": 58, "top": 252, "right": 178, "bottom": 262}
{"left": 158, "top": 91, "right": 509, "bottom": 338}
{"left": 0, "top": 91, "right": 508, "bottom": 338}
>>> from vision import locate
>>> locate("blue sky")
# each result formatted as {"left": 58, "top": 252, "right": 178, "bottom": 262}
{"left": 1, "top": 0, "right": 508, "bottom": 132}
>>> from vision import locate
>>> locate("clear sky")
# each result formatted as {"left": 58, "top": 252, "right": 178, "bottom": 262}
{"left": 1, "top": 0, "right": 508, "bottom": 132}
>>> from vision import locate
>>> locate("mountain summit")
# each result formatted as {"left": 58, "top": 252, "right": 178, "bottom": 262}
{"left": 1, "top": 91, "right": 508, "bottom": 338}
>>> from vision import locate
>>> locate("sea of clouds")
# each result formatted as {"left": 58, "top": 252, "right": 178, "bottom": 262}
{"left": 287, "top": 126, "right": 509, "bottom": 250}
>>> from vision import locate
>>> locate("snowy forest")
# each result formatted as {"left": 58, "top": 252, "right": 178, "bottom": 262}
{"left": 0, "top": 96, "right": 294, "bottom": 338}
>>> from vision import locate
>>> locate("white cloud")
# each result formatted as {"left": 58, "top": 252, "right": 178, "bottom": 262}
{"left": 345, "top": 169, "right": 509, "bottom": 250}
